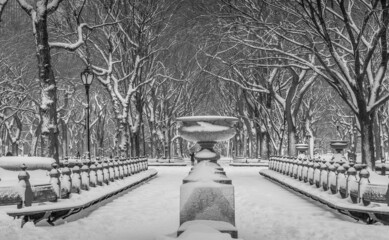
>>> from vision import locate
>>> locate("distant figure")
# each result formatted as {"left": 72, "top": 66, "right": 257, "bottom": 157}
{"left": 76, "top": 151, "right": 81, "bottom": 159}
{"left": 6, "top": 152, "right": 12, "bottom": 156}
{"left": 190, "top": 152, "right": 195, "bottom": 166}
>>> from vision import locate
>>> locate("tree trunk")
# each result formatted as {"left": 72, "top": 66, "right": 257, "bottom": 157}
{"left": 11, "top": 142, "right": 18, "bottom": 156}
{"left": 288, "top": 127, "right": 297, "bottom": 156}
{"left": 359, "top": 112, "right": 376, "bottom": 169}
{"left": 260, "top": 130, "right": 270, "bottom": 160}
{"left": 34, "top": 14, "right": 59, "bottom": 162}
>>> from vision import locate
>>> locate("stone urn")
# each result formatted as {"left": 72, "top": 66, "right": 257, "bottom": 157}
{"left": 330, "top": 140, "right": 348, "bottom": 162}
{"left": 176, "top": 116, "right": 238, "bottom": 162}
{"left": 295, "top": 143, "right": 309, "bottom": 155}
{"left": 330, "top": 140, "right": 348, "bottom": 153}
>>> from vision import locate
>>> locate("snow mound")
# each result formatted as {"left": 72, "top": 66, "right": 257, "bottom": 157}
{"left": 0, "top": 157, "right": 55, "bottom": 171}
{"left": 195, "top": 149, "right": 217, "bottom": 159}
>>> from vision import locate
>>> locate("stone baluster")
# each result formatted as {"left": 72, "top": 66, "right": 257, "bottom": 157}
{"left": 300, "top": 158, "right": 306, "bottom": 182}
{"left": 328, "top": 159, "right": 338, "bottom": 194}
{"left": 313, "top": 159, "right": 322, "bottom": 188}
{"left": 121, "top": 158, "right": 128, "bottom": 177}
{"left": 347, "top": 162, "right": 359, "bottom": 203}
{"left": 80, "top": 161, "right": 90, "bottom": 191}
{"left": 102, "top": 159, "right": 110, "bottom": 185}
{"left": 17, "top": 164, "right": 33, "bottom": 208}
{"left": 292, "top": 158, "right": 299, "bottom": 179}
{"left": 133, "top": 158, "right": 138, "bottom": 173}
{"left": 320, "top": 159, "right": 329, "bottom": 191}
{"left": 71, "top": 161, "right": 82, "bottom": 194}
{"left": 135, "top": 158, "right": 140, "bottom": 173}
{"left": 359, "top": 164, "right": 370, "bottom": 205}
{"left": 307, "top": 158, "right": 314, "bottom": 185}
{"left": 279, "top": 157, "right": 283, "bottom": 173}
{"left": 297, "top": 158, "right": 303, "bottom": 181}
{"left": 118, "top": 157, "right": 124, "bottom": 179}
{"left": 145, "top": 157, "right": 149, "bottom": 170}
{"left": 274, "top": 158, "right": 280, "bottom": 172}
{"left": 142, "top": 158, "right": 147, "bottom": 171}
{"left": 133, "top": 158, "right": 137, "bottom": 174}
{"left": 61, "top": 161, "right": 72, "bottom": 198}
{"left": 279, "top": 157, "right": 284, "bottom": 174}
{"left": 125, "top": 158, "right": 131, "bottom": 176}
{"left": 49, "top": 163, "right": 61, "bottom": 198}
{"left": 291, "top": 157, "right": 296, "bottom": 176}
{"left": 96, "top": 158, "right": 104, "bottom": 186}
{"left": 113, "top": 157, "right": 120, "bottom": 179}
{"left": 284, "top": 157, "right": 290, "bottom": 175}
{"left": 107, "top": 158, "right": 115, "bottom": 182}
{"left": 89, "top": 162, "right": 97, "bottom": 188}
{"left": 337, "top": 162, "right": 347, "bottom": 198}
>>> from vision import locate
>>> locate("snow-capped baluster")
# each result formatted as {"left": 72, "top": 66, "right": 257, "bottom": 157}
{"left": 284, "top": 157, "right": 290, "bottom": 175}
{"left": 328, "top": 159, "right": 338, "bottom": 194}
{"left": 272, "top": 156, "right": 277, "bottom": 172}
{"left": 80, "top": 162, "right": 90, "bottom": 191}
{"left": 320, "top": 159, "right": 329, "bottom": 191}
{"left": 102, "top": 159, "right": 109, "bottom": 185}
{"left": 141, "top": 158, "right": 146, "bottom": 171}
{"left": 108, "top": 158, "right": 115, "bottom": 182}
{"left": 61, "top": 161, "right": 72, "bottom": 198}
{"left": 297, "top": 157, "right": 303, "bottom": 180}
{"left": 118, "top": 157, "right": 124, "bottom": 179}
{"left": 269, "top": 157, "right": 274, "bottom": 170}
{"left": 283, "top": 157, "right": 288, "bottom": 175}
{"left": 121, "top": 158, "right": 128, "bottom": 177}
{"left": 113, "top": 157, "right": 120, "bottom": 180}
{"left": 292, "top": 158, "right": 299, "bottom": 179}
{"left": 17, "top": 164, "right": 33, "bottom": 208}
{"left": 130, "top": 158, "right": 134, "bottom": 174}
{"left": 314, "top": 159, "right": 322, "bottom": 188}
{"left": 347, "top": 162, "right": 359, "bottom": 203}
{"left": 359, "top": 164, "right": 370, "bottom": 205}
{"left": 71, "top": 161, "right": 82, "bottom": 194}
{"left": 96, "top": 158, "right": 103, "bottom": 186}
{"left": 89, "top": 162, "right": 97, "bottom": 188}
{"left": 124, "top": 158, "right": 131, "bottom": 176}
{"left": 337, "top": 162, "right": 347, "bottom": 198}
{"left": 302, "top": 158, "right": 309, "bottom": 182}
{"left": 307, "top": 158, "right": 315, "bottom": 185}
{"left": 49, "top": 163, "right": 61, "bottom": 199}
{"left": 135, "top": 158, "right": 139, "bottom": 173}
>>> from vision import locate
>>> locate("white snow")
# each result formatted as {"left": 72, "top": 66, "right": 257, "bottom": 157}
{"left": 176, "top": 116, "right": 238, "bottom": 122}
{"left": 181, "top": 122, "right": 230, "bottom": 132}
{"left": 0, "top": 157, "right": 55, "bottom": 171}
{"left": 195, "top": 149, "right": 217, "bottom": 159}
{"left": 1, "top": 165, "right": 389, "bottom": 240}
{"left": 0, "top": 168, "right": 50, "bottom": 186}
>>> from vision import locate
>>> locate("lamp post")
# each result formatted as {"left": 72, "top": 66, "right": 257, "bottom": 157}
{"left": 81, "top": 67, "right": 94, "bottom": 160}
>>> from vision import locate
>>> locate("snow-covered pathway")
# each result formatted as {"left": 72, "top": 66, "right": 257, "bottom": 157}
{"left": 1, "top": 166, "right": 389, "bottom": 240}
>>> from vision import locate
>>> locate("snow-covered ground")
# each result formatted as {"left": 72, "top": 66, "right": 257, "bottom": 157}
{"left": 1, "top": 165, "right": 389, "bottom": 240}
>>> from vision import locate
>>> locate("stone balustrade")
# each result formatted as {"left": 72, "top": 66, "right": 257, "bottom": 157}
{"left": 268, "top": 156, "right": 388, "bottom": 206}
{"left": 15, "top": 157, "right": 149, "bottom": 209}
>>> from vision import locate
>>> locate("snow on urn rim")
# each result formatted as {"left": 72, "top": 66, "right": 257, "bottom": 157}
{"left": 176, "top": 115, "right": 238, "bottom": 123}
{"left": 177, "top": 116, "right": 238, "bottom": 143}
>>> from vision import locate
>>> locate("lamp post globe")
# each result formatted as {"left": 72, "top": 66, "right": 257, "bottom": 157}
{"left": 81, "top": 67, "right": 94, "bottom": 161}
{"left": 81, "top": 67, "right": 94, "bottom": 86}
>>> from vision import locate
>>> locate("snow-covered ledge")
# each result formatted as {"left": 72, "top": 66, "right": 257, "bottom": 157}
{"left": 262, "top": 156, "right": 389, "bottom": 225}
{"left": 6, "top": 169, "right": 157, "bottom": 227}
